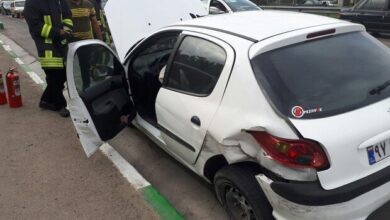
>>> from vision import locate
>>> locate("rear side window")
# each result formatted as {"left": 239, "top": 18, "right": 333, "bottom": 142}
{"left": 210, "top": 0, "right": 229, "bottom": 12}
{"left": 223, "top": 0, "right": 260, "bottom": 11}
{"left": 251, "top": 32, "right": 390, "bottom": 119}
{"left": 166, "top": 36, "right": 226, "bottom": 96}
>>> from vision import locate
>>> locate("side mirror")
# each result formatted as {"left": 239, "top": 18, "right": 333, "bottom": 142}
{"left": 209, "top": 6, "right": 226, "bottom": 14}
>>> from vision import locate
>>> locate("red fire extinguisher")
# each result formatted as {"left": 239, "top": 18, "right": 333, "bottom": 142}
{"left": 6, "top": 66, "right": 22, "bottom": 108}
{"left": 0, "top": 70, "right": 7, "bottom": 105}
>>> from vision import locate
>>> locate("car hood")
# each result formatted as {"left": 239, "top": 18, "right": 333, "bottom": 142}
{"left": 104, "top": 0, "right": 207, "bottom": 62}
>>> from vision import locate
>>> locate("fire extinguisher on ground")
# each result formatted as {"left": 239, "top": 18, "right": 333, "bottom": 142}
{"left": 0, "top": 70, "right": 7, "bottom": 105}
{"left": 6, "top": 66, "right": 22, "bottom": 108}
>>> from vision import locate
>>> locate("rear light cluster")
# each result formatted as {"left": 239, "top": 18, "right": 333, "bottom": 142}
{"left": 249, "top": 131, "right": 329, "bottom": 170}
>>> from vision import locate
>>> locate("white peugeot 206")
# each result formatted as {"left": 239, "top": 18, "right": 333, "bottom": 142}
{"left": 65, "top": 0, "right": 390, "bottom": 219}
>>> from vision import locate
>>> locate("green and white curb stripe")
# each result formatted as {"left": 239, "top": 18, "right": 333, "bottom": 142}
{"left": 0, "top": 34, "right": 184, "bottom": 220}
{"left": 101, "top": 144, "right": 184, "bottom": 220}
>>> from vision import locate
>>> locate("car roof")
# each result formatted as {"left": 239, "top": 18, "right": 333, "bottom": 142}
{"left": 175, "top": 11, "right": 347, "bottom": 42}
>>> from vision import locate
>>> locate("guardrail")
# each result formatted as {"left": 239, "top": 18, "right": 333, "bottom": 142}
{"left": 260, "top": 5, "right": 343, "bottom": 14}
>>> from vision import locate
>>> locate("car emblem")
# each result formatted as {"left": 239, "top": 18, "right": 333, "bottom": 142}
{"left": 291, "top": 106, "right": 305, "bottom": 118}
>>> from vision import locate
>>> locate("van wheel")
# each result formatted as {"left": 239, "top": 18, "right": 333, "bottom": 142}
{"left": 214, "top": 164, "right": 274, "bottom": 220}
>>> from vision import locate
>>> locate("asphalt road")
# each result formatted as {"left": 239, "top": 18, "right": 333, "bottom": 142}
{"left": 1, "top": 14, "right": 390, "bottom": 220}
{"left": 0, "top": 14, "right": 229, "bottom": 220}
{"left": 0, "top": 44, "right": 158, "bottom": 220}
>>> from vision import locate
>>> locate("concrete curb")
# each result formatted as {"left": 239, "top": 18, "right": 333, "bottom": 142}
{"left": 0, "top": 33, "right": 184, "bottom": 220}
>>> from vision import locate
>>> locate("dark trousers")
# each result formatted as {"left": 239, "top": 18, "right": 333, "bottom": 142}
{"left": 41, "top": 68, "right": 67, "bottom": 109}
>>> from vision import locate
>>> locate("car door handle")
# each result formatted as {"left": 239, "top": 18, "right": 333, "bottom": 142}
{"left": 191, "top": 116, "right": 201, "bottom": 127}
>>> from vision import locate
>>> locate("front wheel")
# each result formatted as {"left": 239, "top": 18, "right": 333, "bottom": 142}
{"left": 214, "top": 164, "right": 274, "bottom": 220}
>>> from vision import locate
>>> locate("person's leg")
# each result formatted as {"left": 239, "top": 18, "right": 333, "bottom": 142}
{"left": 51, "top": 68, "right": 69, "bottom": 117}
{"left": 39, "top": 69, "right": 57, "bottom": 111}
{"left": 53, "top": 68, "right": 67, "bottom": 109}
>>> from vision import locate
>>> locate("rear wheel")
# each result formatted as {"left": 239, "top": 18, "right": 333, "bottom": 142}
{"left": 214, "top": 164, "right": 274, "bottom": 220}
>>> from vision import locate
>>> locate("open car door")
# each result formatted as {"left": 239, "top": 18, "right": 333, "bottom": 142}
{"left": 66, "top": 40, "right": 134, "bottom": 157}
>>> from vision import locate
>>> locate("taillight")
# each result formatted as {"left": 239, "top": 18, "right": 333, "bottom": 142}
{"left": 249, "top": 131, "right": 329, "bottom": 170}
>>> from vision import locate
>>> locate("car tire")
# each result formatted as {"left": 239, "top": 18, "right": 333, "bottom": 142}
{"left": 214, "top": 164, "right": 274, "bottom": 220}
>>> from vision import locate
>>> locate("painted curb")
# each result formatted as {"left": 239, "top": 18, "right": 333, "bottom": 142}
{"left": 141, "top": 186, "right": 184, "bottom": 220}
{"left": 0, "top": 33, "right": 184, "bottom": 220}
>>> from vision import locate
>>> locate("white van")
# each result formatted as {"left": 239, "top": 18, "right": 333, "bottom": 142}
{"left": 10, "top": 0, "right": 24, "bottom": 18}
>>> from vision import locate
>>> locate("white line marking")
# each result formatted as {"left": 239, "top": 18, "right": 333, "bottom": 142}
{"left": 26, "top": 71, "right": 45, "bottom": 84}
{"left": 3, "top": 45, "right": 11, "bottom": 51}
{"left": 5, "top": 32, "right": 152, "bottom": 192}
{"left": 15, "top": 58, "right": 24, "bottom": 64}
{"left": 100, "top": 143, "right": 150, "bottom": 190}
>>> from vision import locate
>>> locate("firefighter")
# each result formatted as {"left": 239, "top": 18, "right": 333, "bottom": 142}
{"left": 91, "top": 0, "right": 111, "bottom": 45}
{"left": 67, "top": 0, "right": 102, "bottom": 90}
{"left": 24, "top": 0, "right": 73, "bottom": 117}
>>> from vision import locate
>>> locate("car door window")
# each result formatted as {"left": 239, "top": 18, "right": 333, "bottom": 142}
{"left": 73, "top": 44, "right": 123, "bottom": 93}
{"left": 210, "top": 0, "right": 228, "bottom": 12}
{"left": 128, "top": 32, "right": 180, "bottom": 124}
{"left": 165, "top": 36, "right": 227, "bottom": 96}
{"left": 360, "top": 0, "right": 387, "bottom": 10}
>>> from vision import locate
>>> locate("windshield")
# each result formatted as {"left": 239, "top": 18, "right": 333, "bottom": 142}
{"left": 15, "top": 1, "right": 24, "bottom": 7}
{"left": 223, "top": 0, "right": 260, "bottom": 11}
{"left": 251, "top": 32, "right": 390, "bottom": 119}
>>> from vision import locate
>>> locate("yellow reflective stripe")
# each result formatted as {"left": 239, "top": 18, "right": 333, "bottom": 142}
{"left": 43, "top": 15, "right": 48, "bottom": 25}
{"left": 45, "top": 50, "right": 53, "bottom": 58}
{"left": 44, "top": 38, "right": 53, "bottom": 44}
{"left": 46, "top": 16, "right": 52, "bottom": 25}
{"left": 41, "top": 15, "right": 52, "bottom": 38}
{"left": 71, "top": 8, "right": 90, "bottom": 17}
{"left": 62, "top": 18, "right": 73, "bottom": 27}
{"left": 41, "top": 24, "right": 52, "bottom": 38}
{"left": 39, "top": 57, "right": 64, "bottom": 68}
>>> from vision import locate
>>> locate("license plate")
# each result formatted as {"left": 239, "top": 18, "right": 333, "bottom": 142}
{"left": 367, "top": 140, "right": 390, "bottom": 165}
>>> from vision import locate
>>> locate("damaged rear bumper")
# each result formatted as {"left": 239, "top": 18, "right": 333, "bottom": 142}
{"left": 256, "top": 174, "right": 390, "bottom": 220}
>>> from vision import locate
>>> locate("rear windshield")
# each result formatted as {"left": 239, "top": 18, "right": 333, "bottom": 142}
{"left": 223, "top": 0, "right": 260, "bottom": 11}
{"left": 251, "top": 32, "right": 390, "bottom": 119}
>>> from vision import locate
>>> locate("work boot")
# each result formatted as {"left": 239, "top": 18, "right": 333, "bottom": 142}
{"left": 39, "top": 100, "right": 57, "bottom": 111}
{"left": 58, "top": 107, "right": 70, "bottom": 118}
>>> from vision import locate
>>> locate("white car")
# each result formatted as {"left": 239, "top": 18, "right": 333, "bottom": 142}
{"left": 66, "top": 0, "right": 390, "bottom": 219}
{"left": 10, "top": 0, "right": 24, "bottom": 18}
{"left": 202, "top": 0, "right": 261, "bottom": 15}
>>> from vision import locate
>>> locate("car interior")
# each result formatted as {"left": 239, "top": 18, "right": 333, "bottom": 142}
{"left": 75, "top": 45, "right": 133, "bottom": 141}
{"left": 128, "top": 32, "right": 181, "bottom": 126}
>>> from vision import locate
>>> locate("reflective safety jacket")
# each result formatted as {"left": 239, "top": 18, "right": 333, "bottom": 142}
{"left": 91, "top": 0, "right": 111, "bottom": 45}
{"left": 24, "top": 0, "right": 73, "bottom": 69}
